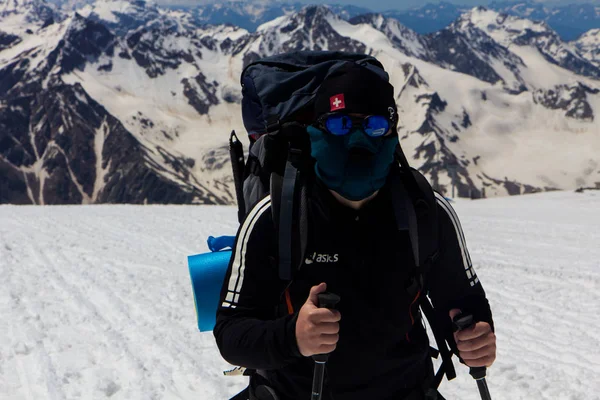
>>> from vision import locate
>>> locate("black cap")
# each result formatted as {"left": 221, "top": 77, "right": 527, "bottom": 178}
{"left": 314, "top": 62, "right": 397, "bottom": 124}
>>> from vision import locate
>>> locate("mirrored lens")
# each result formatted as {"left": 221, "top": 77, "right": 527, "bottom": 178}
{"left": 363, "top": 116, "right": 390, "bottom": 137}
{"left": 325, "top": 114, "right": 353, "bottom": 136}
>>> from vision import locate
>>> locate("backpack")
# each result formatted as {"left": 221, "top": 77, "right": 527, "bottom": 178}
{"left": 227, "top": 51, "right": 457, "bottom": 398}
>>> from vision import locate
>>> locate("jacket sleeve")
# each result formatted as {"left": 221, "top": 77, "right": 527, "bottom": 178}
{"left": 426, "top": 193, "right": 494, "bottom": 337}
{"left": 213, "top": 196, "right": 303, "bottom": 370}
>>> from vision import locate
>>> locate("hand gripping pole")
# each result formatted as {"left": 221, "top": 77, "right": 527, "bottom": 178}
{"left": 453, "top": 314, "right": 493, "bottom": 400}
{"left": 310, "top": 292, "right": 341, "bottom": 400}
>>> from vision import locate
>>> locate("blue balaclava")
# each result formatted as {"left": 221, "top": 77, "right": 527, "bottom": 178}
{"left": 308, "top": 63, "right": 400, "bottom": 201}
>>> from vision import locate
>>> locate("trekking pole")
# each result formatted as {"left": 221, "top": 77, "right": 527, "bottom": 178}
{"left": 311, "top": 292, "right": 340, "bottom": 400}
{"left": 453, "top": 314, "right": 493, "bottom": 400}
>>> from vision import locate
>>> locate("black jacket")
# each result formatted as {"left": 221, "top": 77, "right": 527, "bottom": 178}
{"left": 214, "top": 179, "right": 493, "bottom": 400}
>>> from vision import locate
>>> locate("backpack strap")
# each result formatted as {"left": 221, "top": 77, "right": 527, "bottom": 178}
{"left": 270, "top": 123, "right": 311, "bottom": 282}
{"left": 389, "top": 155, "right": 457, "bottom": 390}
{"left": 278, "top": 153, "right": 299, "bottom": 281}
{"left": 229, "top": 130, "right": 246, "bottom": 223}
{"left": 389, "top": 162, "right": 439, "bottom": 280}
{"left": 390, "top": 170, "right": 420, "bottom": 268}
{"left": 421, "top": 297, "right": 457, "bottom": 387}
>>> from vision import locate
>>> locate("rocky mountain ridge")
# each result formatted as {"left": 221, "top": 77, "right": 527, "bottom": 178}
{"left": 1, "top": 0, "right": 599, "bottom": 204}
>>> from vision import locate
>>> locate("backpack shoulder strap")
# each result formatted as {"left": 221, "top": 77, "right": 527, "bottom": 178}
{"left": 390, "top": 161, "right": 457, "bottom": 390}
{"left": 270, "top": 124, "right": 311, "bottom": 282}
{"left": 389, "top": 163, "right": 439, "bottom": 277}
{"left": 409, "top": 166, "right": 439, "bottom": 276}
{"left": 421, "top": 296, "right": 457, "bottom": 387}
{"left": 229, "top": 131, "right": 246, "bottom": 223}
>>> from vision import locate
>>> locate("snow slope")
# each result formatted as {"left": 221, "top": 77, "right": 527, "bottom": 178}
{"left": 1, "top": 192, "right": 599, "bottom": 399}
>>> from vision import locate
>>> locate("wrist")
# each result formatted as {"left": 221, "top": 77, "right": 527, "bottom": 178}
{"left": 286, "top": 313, "right": 304, "bottom": 358}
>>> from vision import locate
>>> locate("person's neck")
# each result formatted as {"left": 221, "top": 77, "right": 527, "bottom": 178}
{"left": 329, "top": 190, "right": 379, "bottom": 210}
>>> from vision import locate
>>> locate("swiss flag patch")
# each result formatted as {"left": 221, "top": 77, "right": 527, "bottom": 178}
{"left": 330, "top": 94, "right": 345, "bottom": 111}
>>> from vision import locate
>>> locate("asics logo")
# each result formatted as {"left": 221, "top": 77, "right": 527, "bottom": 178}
{"left": 305, "top": 252, "right": 339, "bottom": 264}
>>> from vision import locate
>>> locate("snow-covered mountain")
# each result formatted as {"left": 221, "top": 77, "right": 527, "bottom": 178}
{"left": 0, "top": 2, "right": 237, "bottom": 205}
{"left": 460, "top": 8, "right": 600, "bottom": 80}
{"left": 75, "top": 0, "right": 160, "bottom": 36}
{"left": 575, "top": 28, "right": 600, "bottom": 68}
{"left": 489, "top": 1, "right": 600, "bottom": 41}
{"left": 385, "top": 2, "right": 468, "bottom": 36}
{"left": 42, "top": 0, "right": 600, "bottom": 42}
{"left": 390, "top": 1, "right": 600, "bottom": 41}
{"left": 1, "top": 1, "right": 599, "bottom": 204}
{"left": 165, "top": 1, "right": 371, "bottom": 33}
{"left": 0, "top": 0, "right": 59, "bottom": 35}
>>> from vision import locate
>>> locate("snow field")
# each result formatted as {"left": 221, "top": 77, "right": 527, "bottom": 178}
{"left": 1, "top": 190, "right": 599, "bottom": 399}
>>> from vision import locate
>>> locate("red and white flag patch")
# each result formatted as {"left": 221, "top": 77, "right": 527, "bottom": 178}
{"left": 330, "top": 94, "right": 345, "bottom": 111}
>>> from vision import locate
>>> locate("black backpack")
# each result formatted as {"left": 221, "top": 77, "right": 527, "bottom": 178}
{"left": 228, "top": 51, "right": 457, "bottom": 398}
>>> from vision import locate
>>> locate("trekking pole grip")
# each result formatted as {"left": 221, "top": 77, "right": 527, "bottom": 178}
{"left": 452, "top": 313, "right": 487, "bottom": 380}
{"left": 312, "top": 292, "right": 340, "bottom": 363}
{"left": 318, "top": 292, "right": 341, "bottom": 310}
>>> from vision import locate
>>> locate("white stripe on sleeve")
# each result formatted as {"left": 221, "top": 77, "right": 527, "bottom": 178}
{"left": 434, "top": 193, "right": 478, "bottom": 283}
{"left": 222, "top": 196, "right": 272, "bottom": 308}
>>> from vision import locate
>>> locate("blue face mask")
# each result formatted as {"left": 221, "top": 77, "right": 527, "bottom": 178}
{"left": 307, "top": 125, "right": 399, "bottom": 201}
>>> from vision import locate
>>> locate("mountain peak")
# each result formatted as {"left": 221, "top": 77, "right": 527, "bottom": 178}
{"left": 454, "top": 6, "right": 553, "bottom": 44}
{"left": 1, "top": 0, "right": 42, "bottom": 12}
{"left": 76, "top": 0, "right": 160, "bottom": 35}
{"left": 575, "top": 28, "right": 600, "bottom": 67}
{"left": 56, "top": 13, "right": 114, "bottom": 74}
{"left": 0, "top": 0, "right": 57, "bottom": 32}
{"left": 257, "top": 4, "right": 339, "bottom": 33}
{"left": 348, "top": 13, "right": 427, "bottom": 58}
{"left": 579, "top": 28, "right": 600, "bottom": 41}
{"left": 296, "top": 5, "right": 337, "bottom": 21}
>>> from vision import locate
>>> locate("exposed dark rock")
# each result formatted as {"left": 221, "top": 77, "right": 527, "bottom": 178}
{"left": 350, "top": 14, "right": 428, "bottom": 59}
{"left": 125, "top": 25, "right": 188, "bottom": 78}
{"left": 0, "top": 159, "right": 30, "bottom": 204}
{"left": 0, "top": 65, "right": 225, "bottom": 204}
{"left": 182, "top": 73, "right": 220, "bottom": 115}
{"left": 220, "top": 38, "right": 233, "bottom": 52}
{"left": 199, "top": 35, "right": 217, "bottom": 51}
{"left": 0, "top": 59, "right": 29, "bottom": 100}
{"left": 58, "top": 15, "right": 115, "bottom": 74}
{"left": 40, "top": 16, "right": 54, "bottom": 29}
{"left": 231, "top": 35, "right": 253, "bottom": 57}
{"left": 97, "top": 62, "right": 113, "bottom": 72}
{"left": 415, "top": 93, "right": 448, "bottom": 135}
{"left": 461, "top": 109, "right": 472, "bottom": 128}
{"left": 118, "top": 49, "right": 131, "bottom": 59}
{"left": 425, "top": 29, "right": 503, "bottom": 85}
{"left": 503, "top": 180, "right": 522, "bottom": 195}
{"left": 42, "top": 146, "right": 84, "bottom": 204}
{"left": 0, "top": 31, "right": 21, "bottom": 51}
{"left": 533, "top": 83, "right": 597, "bottom": 121}
{"left": 202, "top": 145, "right": 229, "bottom": 172}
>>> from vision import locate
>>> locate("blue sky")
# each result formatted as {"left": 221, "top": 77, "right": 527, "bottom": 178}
{"left": 171, "top": 0, "right": 600, "bottom": 12}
